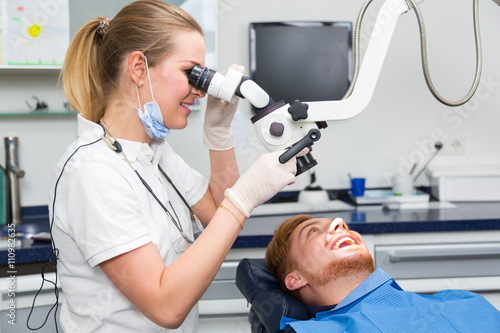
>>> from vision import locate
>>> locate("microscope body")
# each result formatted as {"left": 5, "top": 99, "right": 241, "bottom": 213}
{"left": 188, "top": 65, "right": 322, "bottom": 174}
{"left": 249, "top": 100, "right": 322, "bottom": 174}
{"left": 250, "top": 101, "right": 317, "bottom": 154}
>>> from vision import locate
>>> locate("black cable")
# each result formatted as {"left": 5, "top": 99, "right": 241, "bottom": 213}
{"left": 158, "top": 165, "right": 196, "bottom": 218}
{"left": 133, "top": 170, "right": 188, "bottom": 241}
{"left": 27, "top": 138, "right": 102, "bottom": 332}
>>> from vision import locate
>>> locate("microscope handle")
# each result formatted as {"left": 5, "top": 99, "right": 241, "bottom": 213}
{"left": 279, "top": 129, "right": 321, "bottom": 164}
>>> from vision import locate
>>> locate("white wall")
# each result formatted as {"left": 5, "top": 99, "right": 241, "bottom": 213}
{"left": 1, "top": 0, "right": 500, "bottom": 207}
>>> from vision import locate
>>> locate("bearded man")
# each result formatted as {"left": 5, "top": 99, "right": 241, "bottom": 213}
{"left": 265, "top": 215, "right": 500, "bottom": 332}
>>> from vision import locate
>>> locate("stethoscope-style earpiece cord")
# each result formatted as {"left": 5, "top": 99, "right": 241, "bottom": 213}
{"left": 28, "top": 137, "right": 103, "bottom": 333}
{"left": 134, "top": 169, "right": 192, "bottom": 243}
{"left": 99, "top": 120, "right": 193, "bottom": 243}
{"left": 158, "top": 165, "right": 204, "bottom": 231}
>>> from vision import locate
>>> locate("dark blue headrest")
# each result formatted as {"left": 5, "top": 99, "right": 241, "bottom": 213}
{"left": 236, "top": 258, "right": 310, "bottom": 333}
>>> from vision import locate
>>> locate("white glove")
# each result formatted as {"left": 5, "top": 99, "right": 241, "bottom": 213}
{"left": 203, "top": 64, "right": 245, "bottom": 151}
{"left": 225, "top": 149, "right": 308, "bottom": 217}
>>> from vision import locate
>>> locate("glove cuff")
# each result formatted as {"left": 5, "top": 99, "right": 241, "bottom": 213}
{"left": 203, "top": 126, "right": 234, "bottom": 151}
{"left": 224, "top": 188, "right": 251, "bottom": 218}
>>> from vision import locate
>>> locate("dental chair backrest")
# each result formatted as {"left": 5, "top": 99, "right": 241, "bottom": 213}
{"left": 236, "top": 258, "right": 310, "bottom": 333}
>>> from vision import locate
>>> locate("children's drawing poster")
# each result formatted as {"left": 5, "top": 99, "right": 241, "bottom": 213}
{"left": 0, "top": 0, "right": 70, "bottom": 66}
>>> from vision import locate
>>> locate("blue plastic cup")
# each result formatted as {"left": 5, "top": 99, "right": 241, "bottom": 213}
{"left": 351, "top": 178, "right": 366, "bottom": 197}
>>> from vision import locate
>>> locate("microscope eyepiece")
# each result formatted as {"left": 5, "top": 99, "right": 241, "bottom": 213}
{"left": 187, "top": 65, "right": 217, "bottom": 93}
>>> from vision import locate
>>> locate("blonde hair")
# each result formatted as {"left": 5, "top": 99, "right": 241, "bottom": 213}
{"left": 62, "top": 0, "right": 203, "bottom": 122}
{"left": 265, "top": 214, "right": 315, "bottom": 297}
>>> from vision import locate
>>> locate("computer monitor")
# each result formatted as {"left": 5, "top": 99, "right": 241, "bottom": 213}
{"left": 249, "top": 21, "right": 353, "bottom": 108}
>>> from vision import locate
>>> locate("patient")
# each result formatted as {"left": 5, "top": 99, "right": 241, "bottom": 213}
{"left": 265, "top": 214, "right": 500, "bottom": 332}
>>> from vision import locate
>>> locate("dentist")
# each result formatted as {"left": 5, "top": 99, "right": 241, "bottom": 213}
{"left": 50, "top": 1, "right": 303, "bottom": 332}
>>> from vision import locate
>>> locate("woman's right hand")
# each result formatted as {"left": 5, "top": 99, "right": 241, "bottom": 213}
{"left": 224, "top": 149, "right": 308, "bottom": 217}
{"left": 203, "top": 64, "right": 245, "bottom": 151}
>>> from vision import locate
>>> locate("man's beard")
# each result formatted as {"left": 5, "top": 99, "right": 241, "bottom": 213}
{"left": 302, "top": 250, "right": 375, "bottom": 288}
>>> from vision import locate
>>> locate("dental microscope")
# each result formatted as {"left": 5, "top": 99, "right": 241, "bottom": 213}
{"left": 188, "top": 64, "right": 323, "bottom": 175}
{"left": 188, "top": 0, "right": 492, "bottom": 176}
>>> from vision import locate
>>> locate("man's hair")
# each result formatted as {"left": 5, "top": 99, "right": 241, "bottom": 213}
{"left": 265, "top": 214, "right": 315, "bottom": 297}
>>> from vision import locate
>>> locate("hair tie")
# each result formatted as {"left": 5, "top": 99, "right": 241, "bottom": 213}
{"left": 97, "top": 17, "right": 112, "bottom": 36}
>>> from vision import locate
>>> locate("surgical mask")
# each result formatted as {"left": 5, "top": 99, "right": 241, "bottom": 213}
{"left": 135, "top": 56, "right": 170, "bottom": 139}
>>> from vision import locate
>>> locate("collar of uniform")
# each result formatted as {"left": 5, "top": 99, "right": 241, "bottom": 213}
{"left": 118, "top": 140, "right": 145, "bottom": 163}
{"left": 76, "top": 113, "right": 106, "bottom": 141}
{"left": 76, "top": 114, "right": 164, "bottom": 165}
{"left": 114, "top": 137, "right": 165, "bottom": 165}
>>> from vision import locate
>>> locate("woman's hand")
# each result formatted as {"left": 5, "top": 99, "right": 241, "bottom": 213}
{"left": 225, "top": 148, "right": 309, "bottom": 217}
{"left": 203, "top": 64, "right": 245, "bottom": 151}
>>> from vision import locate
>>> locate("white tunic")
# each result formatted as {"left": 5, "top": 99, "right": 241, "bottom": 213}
{"left": 49, "top": 115, "right": 209, "bottom": 332}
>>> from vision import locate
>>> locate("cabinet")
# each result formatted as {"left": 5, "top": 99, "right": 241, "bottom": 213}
{"left": 198, "top": 248, "right": 265, "bottom": 333}
{"left": 0, "top": 273, "right": 62, "bottom": 333}
{"left": 372, "top": 230, "right": 500, "bottom": 309}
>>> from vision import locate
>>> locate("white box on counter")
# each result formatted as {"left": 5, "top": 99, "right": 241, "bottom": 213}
{"left": 426, "top": 165, "right": 500, "bottom": 202}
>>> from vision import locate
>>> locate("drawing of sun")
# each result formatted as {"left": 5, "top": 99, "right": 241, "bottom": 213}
{"left": 28, "top": 24, "right": 41, "bottom": 38}
{"left": 11, "top": 8, "right": 54, "bottom": 53}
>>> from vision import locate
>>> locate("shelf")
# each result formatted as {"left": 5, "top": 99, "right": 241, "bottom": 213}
{"left": 0, "top": 110, "right": 77, "bottom": 117}
{"left": 0, "top": 65, "right": 62, "bottom": 76}
{"left": 0, "top": 65, "right": 62, "bottom": 70}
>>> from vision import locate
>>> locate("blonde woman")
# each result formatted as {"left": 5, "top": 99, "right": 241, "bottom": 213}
{"left": 50, "top": 1, "right": 304, "bottom": 331}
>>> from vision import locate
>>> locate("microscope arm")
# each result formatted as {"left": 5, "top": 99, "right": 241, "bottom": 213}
{"left": 243, "top": 0, "right": 425, "bottom": 163}
{"left": 305, "top": 0, "right": 500, "bottom": 120}
{"left": 190, "top": 0, "right": 420, "bottom": 119}
{"left": 304, "top": 0, "right": 426, "bottom": 122}
{"left": 229, "top": 0, "right": 425, "bottom": 122}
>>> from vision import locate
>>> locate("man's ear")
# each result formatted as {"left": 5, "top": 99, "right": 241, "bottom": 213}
{"left": 285, "top": 270, "right": 308, "bottom": 291}
{"left": 128, "top": 51, "right": 147, "bottom": 86}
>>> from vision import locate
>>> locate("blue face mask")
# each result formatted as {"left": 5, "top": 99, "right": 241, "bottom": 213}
{"left": 135, "top": 57, "right": 170, "bottom": 139}
{"left": 135, "top": 101, "right": 170, "bottom": 139}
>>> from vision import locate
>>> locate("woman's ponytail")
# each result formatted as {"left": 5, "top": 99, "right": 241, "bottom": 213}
{"left": 62, "top": 18, "right": 107, "bottom": 122}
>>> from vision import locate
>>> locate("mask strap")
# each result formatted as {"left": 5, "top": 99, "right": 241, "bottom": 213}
{"left": 135, "top": 84, "right": 142, "bottom": 112}
{"left": 144, "top": 56, "right": 155, "bottom": 102}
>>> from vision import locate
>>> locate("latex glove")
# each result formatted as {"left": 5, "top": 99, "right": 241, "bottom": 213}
{"left": 203, "top": 64, "right": 245, "bottom": 151}
{"left": 225, "top": 149, "right": 309, "bottom": 217}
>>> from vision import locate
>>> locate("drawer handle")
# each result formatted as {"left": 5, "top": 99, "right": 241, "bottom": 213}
{"left": 390, "top": 249, "right": 500, "bottom": 263}
{"left": 1, "top": 287, "right": 61, "bottom": 300}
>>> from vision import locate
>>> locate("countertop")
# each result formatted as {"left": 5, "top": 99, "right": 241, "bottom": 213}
{"left": 237, "top": 201, "right": 500, "bottom": 248}
{"left": 2, "top": 200, "right": 500, "bottom": 268}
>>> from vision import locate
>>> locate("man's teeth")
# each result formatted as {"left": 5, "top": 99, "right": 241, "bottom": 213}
{"left": 333, "top": 237, "right": 356, "bottom": 250}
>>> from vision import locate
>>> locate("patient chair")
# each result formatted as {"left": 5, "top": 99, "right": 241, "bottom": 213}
{"left": 235, "top": 258, "right": 310, "bottom": 333}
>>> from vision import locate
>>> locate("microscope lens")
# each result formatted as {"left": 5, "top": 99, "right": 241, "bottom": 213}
{"left": 188, "top": 65, "right": 204, "bottom": 87}
{"left": 188, "top": 65, "right": 216, "bottom": 93}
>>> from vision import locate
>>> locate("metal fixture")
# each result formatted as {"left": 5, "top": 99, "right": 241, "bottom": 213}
{"left": 4, "top": 137, "right": 25, "bottom": 224}
{"left": 25, "top": 95, "right": 48, "bottom": 112}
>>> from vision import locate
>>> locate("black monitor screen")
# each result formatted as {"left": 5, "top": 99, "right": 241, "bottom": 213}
{"left": 249, "top": 22, "right": 352, "bottom": 106}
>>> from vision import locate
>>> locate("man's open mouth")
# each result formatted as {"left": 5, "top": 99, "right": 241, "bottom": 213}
{"left": 329, "top": 234, "right": 360, "bottom": 251}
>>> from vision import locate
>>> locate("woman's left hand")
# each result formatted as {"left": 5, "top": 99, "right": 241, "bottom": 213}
{"left": 202, "top": 64, "right": 245, "bottom": 151}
